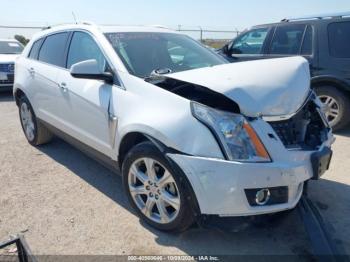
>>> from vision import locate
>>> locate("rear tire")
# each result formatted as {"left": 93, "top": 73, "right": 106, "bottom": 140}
{"left": 19, "top": 96, "right": 53, "bottom": 146}
{"left": 315, "top": 86, "right": 350, "bottom": 131}
{"left": 122, "top": 141, "right": 195, "bottom": 232}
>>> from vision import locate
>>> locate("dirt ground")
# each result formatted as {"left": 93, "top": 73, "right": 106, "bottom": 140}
{"left": 0, "top": 91, "right": 349, "bottom": 258}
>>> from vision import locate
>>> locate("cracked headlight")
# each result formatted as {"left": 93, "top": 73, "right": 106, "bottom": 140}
{"left": 191, "top": 102, "right": 271, "bottom": 162}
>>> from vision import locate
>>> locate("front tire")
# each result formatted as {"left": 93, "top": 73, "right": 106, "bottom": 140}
{"left": 19, "top": 96, "right": 53, "bottom": 146}
{"left": 315, "top": 86, "right": 350, "bottom": 131}
{"left": 122, "top": 141, "right": 195, "bottom": 232}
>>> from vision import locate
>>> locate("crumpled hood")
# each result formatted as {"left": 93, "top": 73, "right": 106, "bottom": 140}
{"left": 169, "top": 56, "right": 311, "bottom": 117}
{"left": 0, "top": 54, "right": 19, "bottom": 63}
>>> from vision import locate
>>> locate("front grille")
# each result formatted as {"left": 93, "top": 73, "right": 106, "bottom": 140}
{"left": 268, "top": 99, "right": 329, "bottom": 150}
{"left": 0, "top": 63, "right": 15, "bottom": 73}
{"left": 0, "top": 74, "right": 14, "bottom": 84}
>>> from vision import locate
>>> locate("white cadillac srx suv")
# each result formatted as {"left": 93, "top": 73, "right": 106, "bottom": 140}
{"left": 14, "top": 23, "right": 334, "bottom": 231}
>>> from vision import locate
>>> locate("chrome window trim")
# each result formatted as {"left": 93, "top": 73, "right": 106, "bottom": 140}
{"left": 26, "top": 28, "right": 126, "bottom": 90}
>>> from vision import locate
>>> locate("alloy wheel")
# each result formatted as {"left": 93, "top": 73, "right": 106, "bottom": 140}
{"left": 128, "top": 157, "right": 180, "bottom": 224}
{"left": 319, "top": 95, "right": 340, "bottom": 126}
{"left": 20, "top": 102, "right": 35, "bottom": 141}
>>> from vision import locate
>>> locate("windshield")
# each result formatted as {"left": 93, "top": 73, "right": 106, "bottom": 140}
{"left": 0, "top": 41, "right": 23, "bottom": 54}
{"left": 105, "top": 32, "right": 226, "bottom": 78}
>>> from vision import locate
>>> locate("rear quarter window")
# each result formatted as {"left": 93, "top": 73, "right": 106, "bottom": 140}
{"left": 38, "top": 32, "right": 69, "bottom": 67}
{"left": 328, "top": 21, "right": 350, "bottom": 58}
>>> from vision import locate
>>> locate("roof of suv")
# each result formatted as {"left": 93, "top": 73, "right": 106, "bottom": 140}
{"left": 31, "top": 23, "right": 179, "bottom": 40}
{"left": 252, "top": 12, "right": 350, "bottom": 28}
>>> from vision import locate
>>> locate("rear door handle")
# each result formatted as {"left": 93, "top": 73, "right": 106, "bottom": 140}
{"left": 28, "top": 67, "right": 35, "bottom": 76}
{"left": 59, "top": 82, "right": 68, "bottom": 92}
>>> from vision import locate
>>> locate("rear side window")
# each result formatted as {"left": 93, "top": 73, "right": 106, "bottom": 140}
{"left": 28, "top": 38, "right": 44, "bottom": 60}
{"left": 328, "top": 22, "right": 350, "bottom": 58}
{"left": 270, "top": 24, "right": 306, "bottom": 55}
{"left": 38, "top": 32, "right": 69, "bottom": 67}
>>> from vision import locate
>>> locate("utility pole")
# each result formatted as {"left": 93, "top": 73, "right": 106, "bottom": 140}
{"left": 198, "top": 26, "right": 203, "bottom": 43}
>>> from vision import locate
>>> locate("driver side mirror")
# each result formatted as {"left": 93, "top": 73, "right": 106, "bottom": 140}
{"left": 70, "top": 59, "right": 114, "bottom": 84}
{"left": 222, "top": 44, "right": 230, "bottom": 55}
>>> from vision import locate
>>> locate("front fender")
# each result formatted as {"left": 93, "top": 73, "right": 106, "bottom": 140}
{"left": 112, "top": 72, "right": 224, "bottom": 160}
{"left": 115, "top": 124, "right": 180, "bottom": 153}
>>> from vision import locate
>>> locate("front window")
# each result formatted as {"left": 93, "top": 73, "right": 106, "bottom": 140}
{"left": 0, "top": 41, "right": 23, "bottom": 54}
{"left": 105, "top": 32, "right": 225, "bottom": 78}
{"left": 67, "top": 31, "right": 107, "bottom": 72}
{"left": 230, "top": 28, "right": 269, "bottom": 55}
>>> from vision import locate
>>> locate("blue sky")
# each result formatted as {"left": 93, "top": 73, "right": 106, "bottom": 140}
{"left": 1, "top": 0, "right": 349, "bottom": 39}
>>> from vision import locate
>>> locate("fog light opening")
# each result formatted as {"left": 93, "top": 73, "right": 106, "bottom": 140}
{"left": 255, "top": 189, "right": 271, "bottom": 206}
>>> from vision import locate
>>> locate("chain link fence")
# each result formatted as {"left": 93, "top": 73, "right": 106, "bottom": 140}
{"left": 175, "top": 25, "right": 240, "bottom": 48}
{"left": 0, "top": 24, "right": 241, "bottom": 48}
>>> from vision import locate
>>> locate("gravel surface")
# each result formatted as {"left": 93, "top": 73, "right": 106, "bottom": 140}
{"left": 0, "top": 92, "right": 349, "bottom": 257}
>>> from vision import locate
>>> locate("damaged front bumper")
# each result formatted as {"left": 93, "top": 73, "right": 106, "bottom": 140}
{"left": 167, "top": 127, "right": 334, "bottom": 217}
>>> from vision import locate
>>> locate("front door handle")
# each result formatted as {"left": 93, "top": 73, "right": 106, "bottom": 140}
{"left": 59, "top": 82, "right": 68, "bottom": 92}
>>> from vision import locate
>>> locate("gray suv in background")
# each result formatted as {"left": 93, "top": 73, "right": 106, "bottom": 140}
{"left": 219, "top": 12, "right": 350, "bottom": 131}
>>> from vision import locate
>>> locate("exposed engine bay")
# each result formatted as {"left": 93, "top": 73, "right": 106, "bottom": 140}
{"left": 146, "top": 76, "right": 240, "bottom": 113}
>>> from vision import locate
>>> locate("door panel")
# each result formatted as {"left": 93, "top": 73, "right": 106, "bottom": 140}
{"left": 56, "top": 31, "right": 113, "bottom": 156}
{"left": 28, "top": 60, "right": 61, "bottom": 124}
{"left": 57, "top": 71, "right": 112, "bottom": 156}
{"left": 29, "top": 32, "right": 70, "bottom": 125}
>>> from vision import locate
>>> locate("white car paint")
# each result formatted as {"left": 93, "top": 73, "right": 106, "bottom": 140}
{"left": 14, "top": 24, "right": 334, "bottom": 218}
{"left": 169, "top": 56, "right": 311, "bottom": 118}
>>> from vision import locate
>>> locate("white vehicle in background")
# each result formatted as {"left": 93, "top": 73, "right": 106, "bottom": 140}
{"left": 13, "top": 23, "right": 334, "bottom": 232}
{"left": 0, "top": 39, "right": 23, "bottom": 91}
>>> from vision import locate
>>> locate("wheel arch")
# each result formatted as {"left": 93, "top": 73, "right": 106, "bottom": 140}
{"left": 311, "top": 76, "right": 350, "bottom": 96}
{"left": 117, "top": 131, "right": 188, "bottom": 169}
{"left": 117, "top": 132, "right": 150, "bottom": 168}
{"left": 117, "top": 131, "right": 201, "bottom": 217}
{"left": 13, "top": 88, "right": 27, "bottom": 106}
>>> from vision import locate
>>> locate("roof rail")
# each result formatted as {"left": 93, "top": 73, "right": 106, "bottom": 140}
{"left": 43, "top": 22, "right": 73, "bottom": 30}
{"left": 80, "top": 21, "right": 97, "bottom": 26}
{"left": 43, "top": 21, "right": 97, "bottom": 30}
{"left": 148, "top": 24, "right": 171, "bottom": 30}
{"left": 282, "top": 11, "right": 350, "bottom": 22}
